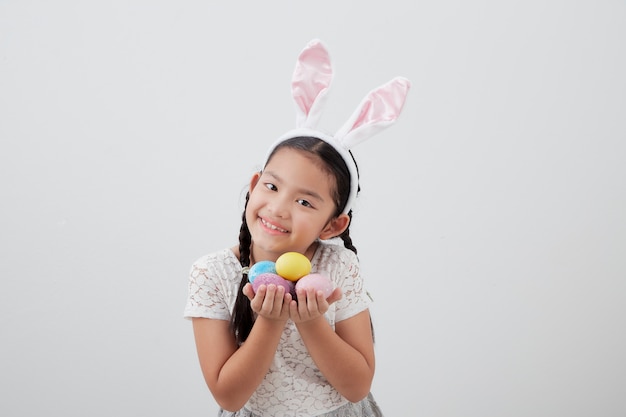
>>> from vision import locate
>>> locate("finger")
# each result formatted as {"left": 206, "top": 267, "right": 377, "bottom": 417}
{"left": 249, "top": 284, "right": 267, "bottom": 312}
{"left": 261, "top": 284, "right": 279, "bottom": 313}
{"left": 294, "top": 288, "right": 307, "bottom": 315}
{"left": 278, "top": 292, "right": 293, "bottom": 320}
{"left": 288, "top": 298, "right": 300, "bottom": 321}
{"left": 272, "top": 285, "right": 287, "bottom": 312}
{"left": 242, "top": 283, "right": 255, "bottom": 300}
{"left": 302, "top": 288, "right": 319, "bottom": 315}
{"left": 282, "top": 291, "right": 293, "bottom": 309}
{"left": 315, "top": 290, "right": 329, "bottom": 310}
{"left": 326, "top": 287, "right": 343, "bottom": 304}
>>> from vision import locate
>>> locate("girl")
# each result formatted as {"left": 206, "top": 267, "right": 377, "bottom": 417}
{"left": 184, "top": 39, "right": 410, "bottom": 417}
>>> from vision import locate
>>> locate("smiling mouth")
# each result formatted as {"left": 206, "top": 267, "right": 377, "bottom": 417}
{"left": 261, "top": 218, "right": 289, "bottom": 233}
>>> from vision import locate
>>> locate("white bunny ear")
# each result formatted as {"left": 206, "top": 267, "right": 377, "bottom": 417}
{"left": 291, "top": 39, "right": 333, "bottom": 129}
{"left": 334, "top": 76, "right": 411, "bottom": 149}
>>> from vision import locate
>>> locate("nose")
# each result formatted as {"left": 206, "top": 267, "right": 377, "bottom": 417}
{"left": 268, "top": 193, "right": 290, "bottom": 218}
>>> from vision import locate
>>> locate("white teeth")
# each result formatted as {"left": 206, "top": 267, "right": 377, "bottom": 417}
{"left": 262, "top": 218, "right": 287, "bottom": 232}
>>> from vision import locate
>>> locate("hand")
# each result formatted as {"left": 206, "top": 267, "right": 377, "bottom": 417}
{"left": 243, "top": 282, "right": 292, "bottom": 322}
{"left": 290, "top": 287, "right": 342, "bottom": 324}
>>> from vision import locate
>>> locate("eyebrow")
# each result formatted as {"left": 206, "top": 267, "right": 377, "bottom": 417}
{"left": 263, "top": 170, "right": 326, "bottom": 203}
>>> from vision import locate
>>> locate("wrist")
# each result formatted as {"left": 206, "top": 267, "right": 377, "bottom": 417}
{"left": 255, "top": 314, "right": 289, "bottom": 329}
{"left": 294, "top": 315, "right": 327, "bottom": 332}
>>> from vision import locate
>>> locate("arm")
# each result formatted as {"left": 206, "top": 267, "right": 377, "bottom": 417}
{"left": 192, "top": 284, "right": 291, "bottom": 412}
{"left": 291, "top": 288, "right": 376, "bottom": 402}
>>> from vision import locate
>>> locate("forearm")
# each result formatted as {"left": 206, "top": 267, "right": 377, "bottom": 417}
{"left": 296, "top": 316, "right": 375, "bottom": 402}
{"left": 210, "top": 317, "right": 285, "bottom": 411}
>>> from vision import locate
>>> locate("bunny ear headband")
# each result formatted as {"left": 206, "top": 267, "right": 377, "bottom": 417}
{"left": 262, "top": 39, "right": 411, "bottom": 214}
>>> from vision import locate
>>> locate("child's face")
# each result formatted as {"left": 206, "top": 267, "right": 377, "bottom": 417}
{"left": 246, "top": 147, "right": 343, "bottom": 261}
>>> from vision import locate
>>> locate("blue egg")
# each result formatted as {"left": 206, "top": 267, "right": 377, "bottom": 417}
{"left": 248, "top": 260, "right": 277, "bottom": 283}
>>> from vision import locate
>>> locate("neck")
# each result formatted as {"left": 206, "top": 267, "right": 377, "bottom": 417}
{"left": 250, "top": 241, "right": 319, "bottom": 265}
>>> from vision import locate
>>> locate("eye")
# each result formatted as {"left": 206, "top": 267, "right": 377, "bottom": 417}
{"left": 264, "top": 183, "right": 277, "bottom": 191}
{"left": 297, "top": 199, "right": 313, "bottom": 208}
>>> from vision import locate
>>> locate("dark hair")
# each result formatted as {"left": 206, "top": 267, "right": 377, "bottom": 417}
{"left": 230, "top": 136, "right": 360, "bottom": 344}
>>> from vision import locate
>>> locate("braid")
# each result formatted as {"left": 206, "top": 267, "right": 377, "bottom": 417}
{"left": 337, "top": 211, "right": 375, "bottom": 342}
{"left": 230, "top": 193, "right": 254, "bottom": 345}
{"left": 337, "top": 213, "right": 357, "bottom": 255}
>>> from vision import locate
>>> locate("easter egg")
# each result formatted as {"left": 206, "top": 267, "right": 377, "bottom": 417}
{"left": 275, "top": 252, "right": 311, "bottom": 282}
{"left": 295, "top": 273, "right": 334, "bottom": 298}
{"left": 251, "top": 273, "right": 295, "bottom": 295}
{"left": 247, "top": 260, "right": 276, "bottom": 283}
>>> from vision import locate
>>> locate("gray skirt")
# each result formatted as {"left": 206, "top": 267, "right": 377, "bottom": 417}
{"left": 218, "top": 392, "right": 384, "bottom": 417}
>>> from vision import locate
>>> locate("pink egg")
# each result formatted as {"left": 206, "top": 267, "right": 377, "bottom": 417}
{"left": 251, "top": 273, "right": 295, "bottom": 295}
{"left": 295, "top": 273, "right": 334, "bottom": 298}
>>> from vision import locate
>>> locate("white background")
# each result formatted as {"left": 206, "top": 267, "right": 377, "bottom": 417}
{"left": 1, "top": 1, "right": 625, "bottom": 416}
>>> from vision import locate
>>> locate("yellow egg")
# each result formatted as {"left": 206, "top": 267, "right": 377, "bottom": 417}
{"left": 275, "top": 252, "right": 311, "bottom": 281}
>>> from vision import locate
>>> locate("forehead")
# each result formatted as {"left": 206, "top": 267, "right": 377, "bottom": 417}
{"left": 266, "top": 146, "right": 327, "bottom": 173}
{"left": 263, "top": 147, "right": 335, "bottom": 189}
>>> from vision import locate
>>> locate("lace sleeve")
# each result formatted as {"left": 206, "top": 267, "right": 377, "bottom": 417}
{"left": 314, "top": 243, "right": 372, "bottom": 323}
{"left": 183, "top": 249, "right": 241, "bottom": 321}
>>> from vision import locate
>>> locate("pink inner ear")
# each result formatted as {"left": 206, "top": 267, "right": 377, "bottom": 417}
{"left": 292, "top": 41, "right": 332, "bottom": 117}
{"left": 350, "top": 77, "right": 410, "bottom": 130}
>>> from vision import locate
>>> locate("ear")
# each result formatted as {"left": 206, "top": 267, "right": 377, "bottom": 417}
{"left": 292, "top": 39, "right": 333, "bottom": 129}
{"left": 334, "top": 76, "right": 411, "bottom": 149}
{"left": 249, "top": 172, "right": 261, "bottom": 193}
{"left": 319, "top": 213, "right": 351, "bottom": 240}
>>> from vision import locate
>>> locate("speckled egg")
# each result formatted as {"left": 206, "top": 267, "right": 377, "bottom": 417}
{"left": 247, "top": 260, "right": 277, "bottom": 284}
{"left": 251, "top": 273, "right": 295, "bottom": 295}
{"left": 295, "top": 273, "right": 334, "bottom": 298}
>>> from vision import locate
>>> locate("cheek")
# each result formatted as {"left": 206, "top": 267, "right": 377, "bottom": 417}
{"left": 292, "top": 213, "right": 326, "bottom": 234}
{"left": 243, "top": 197, "right": 259, "bottom": 223}
{"left": 246, "top": 189, "right": 269, "bottom": 217}
{"left": 248, "top": 190, "right": 263, "bottom": 210}
{"left": 244, "top": 193, "right": 259, "bottom": 218}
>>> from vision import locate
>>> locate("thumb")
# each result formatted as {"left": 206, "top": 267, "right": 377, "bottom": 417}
{"left": 326, "top": 287, "right": 343, "bottom": 304}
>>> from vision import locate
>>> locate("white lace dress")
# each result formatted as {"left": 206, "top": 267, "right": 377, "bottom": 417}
{"left": 184, "top": 241, "right": 383, "bottom": 417}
